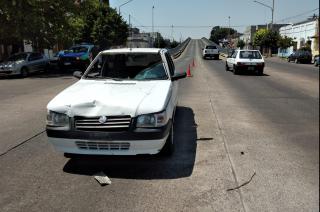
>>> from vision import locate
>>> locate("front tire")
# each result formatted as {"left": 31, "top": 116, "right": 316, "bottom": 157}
{"left": 233, "top": 65, "right": 239, "bottom": 75}
{"left": 225, "top": 62, "right": 229, "bottom": 71}
{"left": 161, "top": 123, "right": 174, "bottom": 156}
{"left": 20, "top": 67, "right": 28, "bottom": 78}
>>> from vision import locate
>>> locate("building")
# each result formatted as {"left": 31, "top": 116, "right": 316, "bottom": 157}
{"left": 125, "top": 28, "right": 164, "bottom": 48}
{"left": 278, "top": 16, "right": 319, "bottom": 57}
{"left": 241, "top": 24, "right": 288, "bottom": 50}
{"left": 126, "top": 28, "right": 153, "bottom": 48}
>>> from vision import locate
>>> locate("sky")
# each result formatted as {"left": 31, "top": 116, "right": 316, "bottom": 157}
{"left": 109, "top": 0, "right": 319, "bottom": 41}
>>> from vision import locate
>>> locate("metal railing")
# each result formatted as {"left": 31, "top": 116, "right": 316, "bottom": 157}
{"left": 168, "top": 38, "right": 191, "bottom": 59}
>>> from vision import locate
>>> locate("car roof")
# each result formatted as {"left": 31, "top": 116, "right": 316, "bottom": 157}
{"left": 100, "top": 48, "right": 162, "bottom": 54}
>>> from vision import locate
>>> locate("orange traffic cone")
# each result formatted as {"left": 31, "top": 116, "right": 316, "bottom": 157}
{"left": 187, "top": 64, "right": 192, "bottom": 77}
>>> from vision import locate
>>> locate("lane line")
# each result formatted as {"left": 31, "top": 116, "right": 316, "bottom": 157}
{"left": 0, "top": 130, "right": 45, "bottom": 157}
{"left": 197, "top": 39, "right": 248, "bottom": 212}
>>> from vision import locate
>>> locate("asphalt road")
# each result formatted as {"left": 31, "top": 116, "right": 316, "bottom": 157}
{"left": 0, "top": 40, "right": 318, "bottom": 212}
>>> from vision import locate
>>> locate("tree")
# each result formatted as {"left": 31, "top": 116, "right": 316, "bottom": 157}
{"left": 91, "top": 5, "right": 128, "bottom": 49}
{"left": 209, "top": 26, "right": 237, "bottom": 44}
{"left": 278, "top": 36, "right": 293, "bottom": 49}
{"left": 237, "top": 40, "right": 245, "bottom": 49}
{"left": 253, "top": 29, "right": 280, "bottom": 55}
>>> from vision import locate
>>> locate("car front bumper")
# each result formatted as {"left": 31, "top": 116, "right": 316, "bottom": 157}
{"left": 46, "top": 121, "right": 172, "bottom": 155}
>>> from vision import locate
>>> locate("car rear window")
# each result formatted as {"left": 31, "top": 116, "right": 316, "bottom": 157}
{"left": 206, "top": 46, "right": 217, "bottom": 49}
{"left": 84, "top": 52, "right": 168, "bottom": 81}
{"left": 239, "top": 51, "right": 262, "bottom": 59}
{"left": 69, "top": 46, "right": 88, "bottom": 53}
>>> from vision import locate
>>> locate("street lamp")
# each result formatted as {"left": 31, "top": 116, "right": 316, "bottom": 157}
{"left": 119, "top": 0, "right": 134, "bottom": 15}
{"left": 253, "top": 0, "right": 275, "bottom": 29}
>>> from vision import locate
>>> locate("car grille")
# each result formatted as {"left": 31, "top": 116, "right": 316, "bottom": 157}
{"left": 75, "top": 141, "right": 130, "bottom": 150}
{"left": 74, "top": 115, "right": 132, "bottom": 131}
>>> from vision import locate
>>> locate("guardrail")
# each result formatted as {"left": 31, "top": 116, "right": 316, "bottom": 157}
{"left": 168, "top": 38, "right": 191, "bottom": 59}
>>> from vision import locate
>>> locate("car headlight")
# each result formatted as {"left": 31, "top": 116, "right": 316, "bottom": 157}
{"left": 46, "top": 110, "right": 70, "bottom": 130}
{"left": 136, "top": 111, "right": 168, "bottom": 128}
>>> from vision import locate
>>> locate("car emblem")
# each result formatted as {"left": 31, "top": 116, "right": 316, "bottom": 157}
{"left": 99, "top": 116, "right": 107, "bottom": 124}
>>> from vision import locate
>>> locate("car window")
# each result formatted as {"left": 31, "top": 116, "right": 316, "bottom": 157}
{"left": 165, "top": 52, "right": 175, "bottom": 76}
{"left": 206, "top": 46, "right": 217, "bottom": 49}
{"left": 69, "top": 46, "right": 88, "bottom": 53}
{"left": 84, "top": 52, "right": 168, "bottom": 81}
{"left": 7, "top": 53, "right": 28, "bottom": 61}
{"left": 232, "top": 51, "right": 237, "bottom": 58}
{"left": 29, "top": 53, "right": 43, "bottom": 61}
{"left": 239, "top": 51, "right": 262, "bottom": 59}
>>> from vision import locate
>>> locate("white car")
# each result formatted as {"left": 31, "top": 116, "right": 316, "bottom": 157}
{"left": 202, "top": 45, "right": 219, "bottom": 60}
{"left": 225, "top": 50, "right": 265, "bottom": 75}
{"left": 46, "top": 48, "right": 186, "bottom": 157}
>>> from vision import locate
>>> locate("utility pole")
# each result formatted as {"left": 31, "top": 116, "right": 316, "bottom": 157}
{"left": 171, "top": 25, "right": 174, "bottom": 42}
{"left": 228, "top": 16, "right": 231, "bottom": 47}
{"left": 129, "top": 14, "right": 131, "bottom": 47}
{"left": 152, "top": 6, "right": 154, "bottom": 46}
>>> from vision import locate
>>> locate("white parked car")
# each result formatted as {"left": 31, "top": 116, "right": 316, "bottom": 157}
{"left": 225, "top": 50, "right": 265, "bottom": 75}
{"left": 202, "top": 45, "right": 219, "bottom": 59}
{"left": 46, "top": 48, "right": 186, "bottom": 157}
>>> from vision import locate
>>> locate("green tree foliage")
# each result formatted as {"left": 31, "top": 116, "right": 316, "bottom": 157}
{"left": 237, "top": 40, "right": 245, "bottom": 49}
{"left": 253, "top": 29, "right": 280, "bottom": 48}
{"left": 278, "top": 36, "right": 293, "bottom": 49}
{"left": 209, "top": 26, "right": 237, "bottom": 44}
{"left": 0, "top": 0, "right": 128, "bottom": 53}
{"left": 91, "top": 5, "right": 128, "bottom": 49}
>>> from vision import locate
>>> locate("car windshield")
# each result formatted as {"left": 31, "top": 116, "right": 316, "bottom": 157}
{"left": 84, "top": 52, "right": 168, "bottom": 81}
{"left": 239, "top": 51, "right": 262, "bottom": 59}
{"left": 7, "top": 53, "right": 28, "bottom": 62}
{"left": 68, "top": 46, "right": 88, "bottom": 53}
{"left": 206, "top": 46, "right": 217, "bottom": 49}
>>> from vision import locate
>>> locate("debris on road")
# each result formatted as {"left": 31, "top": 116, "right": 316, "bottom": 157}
{"left": 94, "top": 172, "right": 111, "bottom": 186}
{"left": 197, "top": 137, "right": 213, "bottom": 141}
{"left": 227, "top": 172, "right": 256, "bottom": 191}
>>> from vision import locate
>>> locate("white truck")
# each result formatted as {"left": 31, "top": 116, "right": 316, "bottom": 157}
{"left": 202, "top": 45, "right": 219, "bottom": 60}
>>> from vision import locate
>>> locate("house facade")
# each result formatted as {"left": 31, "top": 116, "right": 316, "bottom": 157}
{"left": 278, "top": 17, "right": 319, "bottom": 57}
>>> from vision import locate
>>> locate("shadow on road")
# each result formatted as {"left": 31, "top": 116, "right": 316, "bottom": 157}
{"left": 63, "top": 106, "right": 197, "bottom": 179}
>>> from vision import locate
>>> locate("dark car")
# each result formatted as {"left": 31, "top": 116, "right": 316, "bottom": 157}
{"left": 287, "top": 51, "right": 312, "bottom": 64}
{"left": 58, "top": 44, "right": 97, "bottom": 71}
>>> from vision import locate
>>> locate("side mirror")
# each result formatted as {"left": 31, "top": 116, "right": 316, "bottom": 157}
{"left": 171, "top": 72, "right": 187, "bottom": 81}
{"left": 73, "top": 71, "right": 82, "bottom": 79}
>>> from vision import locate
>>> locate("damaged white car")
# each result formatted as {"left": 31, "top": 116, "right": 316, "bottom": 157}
{"left": 46, "top": 48, "right": 186, "bottom": 156}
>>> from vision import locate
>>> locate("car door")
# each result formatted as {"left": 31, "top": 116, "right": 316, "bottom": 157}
{"left": 27, "top": 53, "right": 44, "bottom": 73}
{"left": 227, "top": 50, "right": 237, "bottom": 68}
{"left": 163, "top": 52, "right": 178, "bottom": 118}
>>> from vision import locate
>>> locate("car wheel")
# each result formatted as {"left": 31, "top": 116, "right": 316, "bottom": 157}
{"left": 225, "top": 62, "right": 229, "bottom": 71}
{"left": 160, "top": 123, "right": 174, "bottom": 156}
{"left": 257, "top": 69, "right": 264, "bottom": 76}
{"left": 233, "top": 65, "right": 239, "bottom": 75}
{"left": 20, "top": 67, "right": 28, "bottom": 78}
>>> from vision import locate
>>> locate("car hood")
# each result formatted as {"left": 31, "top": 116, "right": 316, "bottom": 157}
{"left": 47, "top": 79, "right": 172, "bottom": 117}
{"left": 0, "top": 60, "right": 24, "bottom": 68}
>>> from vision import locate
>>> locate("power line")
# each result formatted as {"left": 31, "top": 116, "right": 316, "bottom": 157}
{"left": 275, "top": 8, "right": 319, "bottom": 23}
